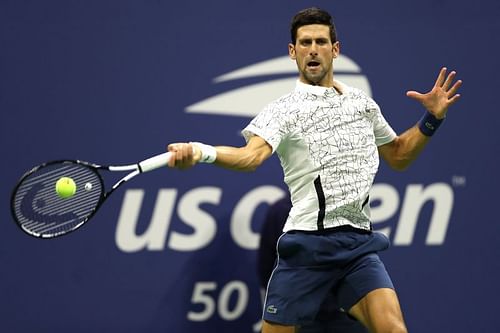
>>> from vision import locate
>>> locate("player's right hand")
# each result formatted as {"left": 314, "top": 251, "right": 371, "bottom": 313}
{"left": 167, "top": 143, "right": 201, "bottom": 169}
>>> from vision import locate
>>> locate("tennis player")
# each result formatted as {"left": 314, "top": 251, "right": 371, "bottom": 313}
{"left": 167, "top": 7, "right": 462, "bottom": 333}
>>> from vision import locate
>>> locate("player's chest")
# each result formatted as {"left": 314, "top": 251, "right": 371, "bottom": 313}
{"left": 293, "top": 97, "right": 374, "bottom": 134}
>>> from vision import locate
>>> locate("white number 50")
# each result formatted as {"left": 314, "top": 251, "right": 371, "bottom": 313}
{"left": 187, "top": 281, "right": 249, "bottom": 321}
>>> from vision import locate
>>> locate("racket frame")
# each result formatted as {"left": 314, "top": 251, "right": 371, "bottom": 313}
{"left": 10, "top": 152, "right": 171, "bottom": 238}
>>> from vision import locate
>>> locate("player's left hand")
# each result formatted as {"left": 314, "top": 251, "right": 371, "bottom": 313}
{"left": 406, "top": 67, "right": 462, "bottom": 119}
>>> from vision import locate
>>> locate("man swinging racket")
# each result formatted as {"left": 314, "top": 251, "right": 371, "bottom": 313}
{"left": 167, "top": 7, "right": 462, "bottom": 333}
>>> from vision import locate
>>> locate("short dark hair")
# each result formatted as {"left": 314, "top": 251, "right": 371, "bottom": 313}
{"left": 290, "top": 7, "right": 337, "bottom": 45}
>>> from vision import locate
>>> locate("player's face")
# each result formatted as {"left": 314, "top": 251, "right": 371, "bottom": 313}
{"left": 289, "top": 24, "right": 339, "bottom": 87}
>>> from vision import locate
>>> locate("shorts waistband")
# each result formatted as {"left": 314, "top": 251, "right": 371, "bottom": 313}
{"left": 287, "top": 225, "right": 372, "bottom": 235}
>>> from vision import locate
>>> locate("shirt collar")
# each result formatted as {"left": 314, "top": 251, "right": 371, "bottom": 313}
{"left": 294, "top": 80, "right": 345, "bottom": 96}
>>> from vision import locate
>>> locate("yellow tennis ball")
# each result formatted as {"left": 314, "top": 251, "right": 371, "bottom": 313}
{"left": 55, "top": 177, "right": 77, "bottom": 198}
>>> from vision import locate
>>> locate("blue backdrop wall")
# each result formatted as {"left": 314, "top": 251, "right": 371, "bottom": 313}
{"left": 1, "top": 0, "right": 499, "bottom": 332}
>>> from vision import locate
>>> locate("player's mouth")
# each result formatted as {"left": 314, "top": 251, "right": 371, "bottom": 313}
{"left": 307, "top": 61, "right": 321, "bottom": 70}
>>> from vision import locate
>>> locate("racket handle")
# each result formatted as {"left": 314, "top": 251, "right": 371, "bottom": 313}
{"left": 139, "top": 152, "right": 172, "bottom": 172}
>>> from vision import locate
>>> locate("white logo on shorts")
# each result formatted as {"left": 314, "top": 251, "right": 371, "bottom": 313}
{"left": 266, "top": 305, "right": 278, "bottom": 314}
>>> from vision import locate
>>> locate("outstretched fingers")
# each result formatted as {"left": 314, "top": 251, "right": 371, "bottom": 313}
{"left": 406, "top": 90, "right": 422, "bottom": 100}
{"left": 407, "top": 67, "right": 462, "bottom": 117}
{"left": 447, "top": 79, "right": 463, "bottom": 100}
{"left": 437, "top": 67, "right": 463, "bottom": 99}
{"left": 442, "top": 69, "right": 457, "bottom": 90}
{"left": 434, "top": 67, "right": 448, "bottom": 88}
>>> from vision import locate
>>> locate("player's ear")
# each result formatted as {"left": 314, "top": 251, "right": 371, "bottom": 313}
{"left": 288, "top": 43, "right": 296, "bottom": 60}
{"left": 332, "top": 41, "right": 340, "bottom": 58}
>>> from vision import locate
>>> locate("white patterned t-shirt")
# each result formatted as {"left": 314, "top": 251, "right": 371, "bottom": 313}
{"left": 242, "top": 80, "right": 397, "bottom": 232}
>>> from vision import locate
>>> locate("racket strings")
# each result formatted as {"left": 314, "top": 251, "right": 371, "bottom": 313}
{"left": 12, "top": 162, "right": 104, "bottom": 238}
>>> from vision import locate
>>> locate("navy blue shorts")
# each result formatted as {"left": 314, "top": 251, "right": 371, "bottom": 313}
{"left": 262, "top": 226, "right": 393, "bottom": 326}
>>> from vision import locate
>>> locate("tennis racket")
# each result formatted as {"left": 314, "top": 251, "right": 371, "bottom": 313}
{"left": 10, "top": 152, "right": 172, "bottom": 239}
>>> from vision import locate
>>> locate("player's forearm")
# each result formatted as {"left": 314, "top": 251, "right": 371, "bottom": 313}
{"left": 386, "top": 126, "right": 430, "bottom": 171}
{"left": 168, "top": 136, "right": 271, "bottom": 171}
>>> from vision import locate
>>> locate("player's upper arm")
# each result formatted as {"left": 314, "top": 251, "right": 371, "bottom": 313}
{"left": 378, "top": 124, "right": 431, "bottom": 171}
{"left": 377, "top": 135, "right": 413, "bottom": 171}
{"left": 247, "top": 135, "right": 273, "bottom": 157}
{"left": 242, "top": 135, "right": 273, "bottom": 170}
{"left": 378, "top": 138, "right": 398, "bottom": 167}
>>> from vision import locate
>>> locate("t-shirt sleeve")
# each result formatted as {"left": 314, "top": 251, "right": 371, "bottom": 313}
{"left": 241, "top": 101, "right": 287, "bottom": 153}
{"left": 368, "top": 99, "right": 397, "bottom": 146}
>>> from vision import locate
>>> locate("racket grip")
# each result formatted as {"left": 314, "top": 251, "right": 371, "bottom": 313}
{"left": 139, "top": 152, "right": 172, "bottom": 172}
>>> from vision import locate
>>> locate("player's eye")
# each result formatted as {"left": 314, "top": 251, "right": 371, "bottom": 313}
{"left": 299, "top": 39, "right": 312, "bottom": 46}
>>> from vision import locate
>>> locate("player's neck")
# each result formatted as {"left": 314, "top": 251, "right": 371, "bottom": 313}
{"left": 300, "top": 78, "right": 343, "bottom": 94}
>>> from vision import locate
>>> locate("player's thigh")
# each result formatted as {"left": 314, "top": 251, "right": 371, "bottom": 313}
{"left": 262, "top": 320, "right": 299, "bottom": 333}
{"left": 348, "top": 288, "right": 407, "bottom": 333}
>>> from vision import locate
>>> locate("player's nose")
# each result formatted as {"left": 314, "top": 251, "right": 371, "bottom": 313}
{"left": 309, "top": 43, "right": 318, "bottom": 55}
